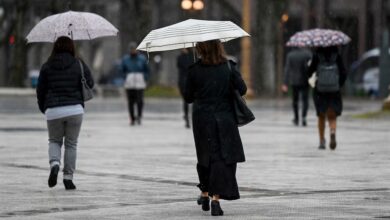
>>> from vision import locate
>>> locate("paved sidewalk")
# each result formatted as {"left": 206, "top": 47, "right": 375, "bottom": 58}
{"left": 0, "top": 97, "right": 389, "bottom": 219}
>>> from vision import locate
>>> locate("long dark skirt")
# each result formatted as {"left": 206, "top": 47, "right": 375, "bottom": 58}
{"left": 313, "top": 90, "right": 343, "bottom": 116}
{"left": 196, "top": 130, "right": 240, "bottom": 200}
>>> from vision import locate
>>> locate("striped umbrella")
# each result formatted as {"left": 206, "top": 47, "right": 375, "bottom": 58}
{"left": 137, "top": 19, "right": 250, "bottom": 52}
{"left": 286, "top": 29, "right": 351, "bottom": 48}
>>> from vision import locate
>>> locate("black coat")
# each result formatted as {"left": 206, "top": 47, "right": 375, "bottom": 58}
{"left": 36, "top": 52, "right": 94, "bottom": 113}
{"left": 177, "top": 52, "right": 194, "bottom": 95}
{"left": 284, "top": 49, "right": 312, "bottom": 86}
{"left": 308, "top": 48, "right": 347, "bottom": 116}
{"left": 184, "top": 60, "right": 247, "bottom": 167}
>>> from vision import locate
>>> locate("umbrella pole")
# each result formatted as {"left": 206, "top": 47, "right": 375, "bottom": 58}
{"left": 192, "top": 43, "right": 196, "bottom": 62}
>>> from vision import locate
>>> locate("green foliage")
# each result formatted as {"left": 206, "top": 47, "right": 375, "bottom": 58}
{"left": 352, "top": 110, "right": 390, "bottom": 119}
{"left": 145, "top": 85, "right": 180, "bottom": 98}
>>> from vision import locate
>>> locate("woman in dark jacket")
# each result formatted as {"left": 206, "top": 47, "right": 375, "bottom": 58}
{"left": 36, "top": 36, "right": 94, "bottom": 190}
{"left": 184, "top": 40, "right": 247, "bottom": 216}
{"left": 308, "top": 46, "right": 346, "bottom": 150}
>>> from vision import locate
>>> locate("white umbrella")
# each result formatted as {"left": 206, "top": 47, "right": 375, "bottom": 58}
{"left": 137, "top": 19, "right": 250, "bottom": 52}
{"left": 26, "top": 10, "right": 118, "bottom": 43}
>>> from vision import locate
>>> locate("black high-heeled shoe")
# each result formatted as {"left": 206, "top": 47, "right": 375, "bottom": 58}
{"left": 197, "top": 196, "right": 210, "bottom": 211}
{"left": 211, "top": 200, "right": 224, "bottom": 216}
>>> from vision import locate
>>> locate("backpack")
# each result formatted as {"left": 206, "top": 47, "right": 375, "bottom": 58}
{"left": 316, "top": 53, "right": 340, "bottom": 92}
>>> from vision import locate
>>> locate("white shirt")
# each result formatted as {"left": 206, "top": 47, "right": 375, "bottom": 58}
{"left": 45, "top": 104, "right": 84, "bottom": 121}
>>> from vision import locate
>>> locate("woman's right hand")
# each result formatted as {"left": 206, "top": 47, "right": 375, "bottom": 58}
{"left": 281, "top": 84, "right": 288, "bottom": 93}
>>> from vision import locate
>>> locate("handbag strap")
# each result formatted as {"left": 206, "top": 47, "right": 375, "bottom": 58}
{"left": 226, "top": 60, "right": 235, "bottom": 90}
{"left": 78, "top": 59, "right": 86, "bottom": 83}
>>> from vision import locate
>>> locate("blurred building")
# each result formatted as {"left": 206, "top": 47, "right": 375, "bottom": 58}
{"left": 0, "top": 0, "right": 389, "bottom": 96}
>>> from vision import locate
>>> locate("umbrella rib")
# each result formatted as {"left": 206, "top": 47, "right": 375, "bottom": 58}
{"left": 145, "top": 29, "right": 245, "bottom": 41}
{"left": 138, "top": 37, "right": 234, "bottom": 50}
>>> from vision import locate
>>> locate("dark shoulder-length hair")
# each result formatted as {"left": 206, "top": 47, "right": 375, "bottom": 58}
{"left": 196, "top": 40, "right": 227, "bottom": 65}
{"left": 50, "top": 36, "right": 75, "bottom": 58}
{"left": 316, "top": 46, "right": 339, "bottom": 59}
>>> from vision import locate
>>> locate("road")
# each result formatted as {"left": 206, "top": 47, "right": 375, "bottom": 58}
{"left": 0, "top": 96, "right": 389, "bottom": 219}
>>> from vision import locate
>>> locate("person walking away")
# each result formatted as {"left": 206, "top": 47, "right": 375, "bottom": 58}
{"left": 307, "top": 46, "right": 346, "bottom": 150}
{"left": 282, "top": 48, "right": 312, "bottom": 126}
{"left": 184, "top": 40, "right": 247, "bottom": 216}
{"left": 177, "top": 48, "right": 194, "bottom": 128}
{"left": 36, "top": 36, "right": 94, "bottom": 190}
{"left": 121, "top": 42, "right": 149, "bottom": 125}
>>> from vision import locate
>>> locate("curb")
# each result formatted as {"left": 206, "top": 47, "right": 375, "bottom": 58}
{"left": 0, "top": 88, "right": 36, "bottom": 96}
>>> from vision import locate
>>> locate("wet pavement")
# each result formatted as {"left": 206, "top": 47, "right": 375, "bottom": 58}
{"left": 0, "top": 96, "right": 389, "bottom": 219}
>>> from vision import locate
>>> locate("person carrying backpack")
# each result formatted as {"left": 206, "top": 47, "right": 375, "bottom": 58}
{"left": 307, "top": 46, "right": 347, "bottom": 150}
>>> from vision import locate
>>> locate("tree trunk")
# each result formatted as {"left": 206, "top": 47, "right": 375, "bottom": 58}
{"left": 253, "top": 0, "right": 287, "bottom": 96}
{"left": 8, "top": 0, "right": 29, "bottom": 87}
{"left": 119, "top": 0, "right": 152, "bottom": 55}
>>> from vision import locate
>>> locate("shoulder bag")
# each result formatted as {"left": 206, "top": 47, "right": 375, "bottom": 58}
{"left": 78, "top": 60, "right": 93, "bottom": 101}
{"left": 227, "top": 61, "right": 255, "bottom": 127}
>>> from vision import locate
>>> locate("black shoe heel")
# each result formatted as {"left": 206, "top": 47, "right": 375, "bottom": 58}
{"left": 197, "top": 196, "right": 210, "bottom": 211}
{"left": 48, "top": 165, "right": 59, "bottom": 188}
{"left": 211, "top": 200, "right": 223, "bottom": 216}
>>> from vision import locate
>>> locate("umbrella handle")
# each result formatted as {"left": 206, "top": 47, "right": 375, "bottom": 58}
{"left": 68, "top": 24, "right": 73, "bottom": 40}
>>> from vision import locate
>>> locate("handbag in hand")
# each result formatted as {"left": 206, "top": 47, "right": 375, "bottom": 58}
{"left": 227, "top": 61, "right": 255, "bottom": 127}
{"left": 78, "top": 60, "right": 93, "bottom": 101}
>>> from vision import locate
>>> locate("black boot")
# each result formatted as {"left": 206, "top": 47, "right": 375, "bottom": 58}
{"left": 184, "top": 116, "right": 190, "bottom": 128}
{"left": 63, "top": 179, "right": 76, "bottom": 190}
{"left": 292, "top": 118, "right": 299, "bottom": 126}
{"left": 197, "top": 196, "right": 210, "bottom": 211}
{"left": 330, "top": 133, "right": 337, "bottom": 150}
{"left": 211, "top": 200, "right": 224, "bottom": 216}
{"left": 302, "top": 118, "right": 307, "bottom": 127}
{"left": 48, "top": 165, "right": 59, "bottom": 188}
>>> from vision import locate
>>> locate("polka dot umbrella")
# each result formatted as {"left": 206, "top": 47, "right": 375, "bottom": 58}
{"left": 286, "top": 29, "right": 351, "bottom": 47}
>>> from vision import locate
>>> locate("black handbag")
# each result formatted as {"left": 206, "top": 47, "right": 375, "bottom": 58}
{"left": 78, "top": 60, "right": 93, "bottom": 102}
{"left": 227, "top": 62, "right": 255, "bottom": 127}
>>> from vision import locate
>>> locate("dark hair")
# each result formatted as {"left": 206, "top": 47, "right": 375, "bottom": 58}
{"left": 50, "top": 36, "right": 75, "bottom": 58}
{"left": 316, "top": 46, "right": 339, "bottom": 61}
{"left": 196, "top": 40, "right": 227, "bottom": 65}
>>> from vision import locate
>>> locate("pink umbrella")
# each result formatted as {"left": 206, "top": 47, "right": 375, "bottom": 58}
{"left": 286, "top": 29, "right": 351, "bottom": 47}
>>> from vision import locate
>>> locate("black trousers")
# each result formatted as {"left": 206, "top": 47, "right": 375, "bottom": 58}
{"left": 292, "top": 85, "right": 309, "bottom": 121}
{"left": 126, "top": 89, "right": 144, "bottom": 121}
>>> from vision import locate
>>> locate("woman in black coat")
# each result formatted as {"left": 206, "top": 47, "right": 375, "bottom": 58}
{"left": 184, "top": 40, "right": 247, "bottom": 216}
{"left": 307, "top": 46, "right": 346, "bottom": 150}
{"left": 37, "top": 36, "right": 94, "bottom": 190}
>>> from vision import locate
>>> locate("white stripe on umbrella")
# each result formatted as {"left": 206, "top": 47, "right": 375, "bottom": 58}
{"left": 137, "top": 19, "right": 250, "bottom": 52}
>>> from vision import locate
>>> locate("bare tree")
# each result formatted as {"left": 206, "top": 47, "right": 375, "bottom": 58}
{"left": 253, "top": 0, "right": 287, "bottom": 96}
{"left": 6, "top": 0, "right": 29, "bottom": 87}
{"left": 119, "top": 0, "right": 152, "bottom": 55}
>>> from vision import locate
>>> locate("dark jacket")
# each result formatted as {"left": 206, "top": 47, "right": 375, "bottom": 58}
{"left": 184, "top": 60, "right": 247, "bottom": 167}
{"left": 284, "top": 49, "right": 312, "bottom": 86}
{"left": 307, "top": 47, "right": 347, "bottom": 116}
{"left": 177, "top": 52, "right": 193, "bottom": 94}
{"left": 36, "top": 52, "right": 94, "bottom": 114}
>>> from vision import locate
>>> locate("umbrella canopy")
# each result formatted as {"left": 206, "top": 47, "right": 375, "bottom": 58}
{"left": 137, "top": 19, "right": 250, "bottom": 52}
{"left": 286, "top": 28, "right": 351, "bottom": 48}
{"left": 26, "top": 11, "right": 118, "bottom": 43}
